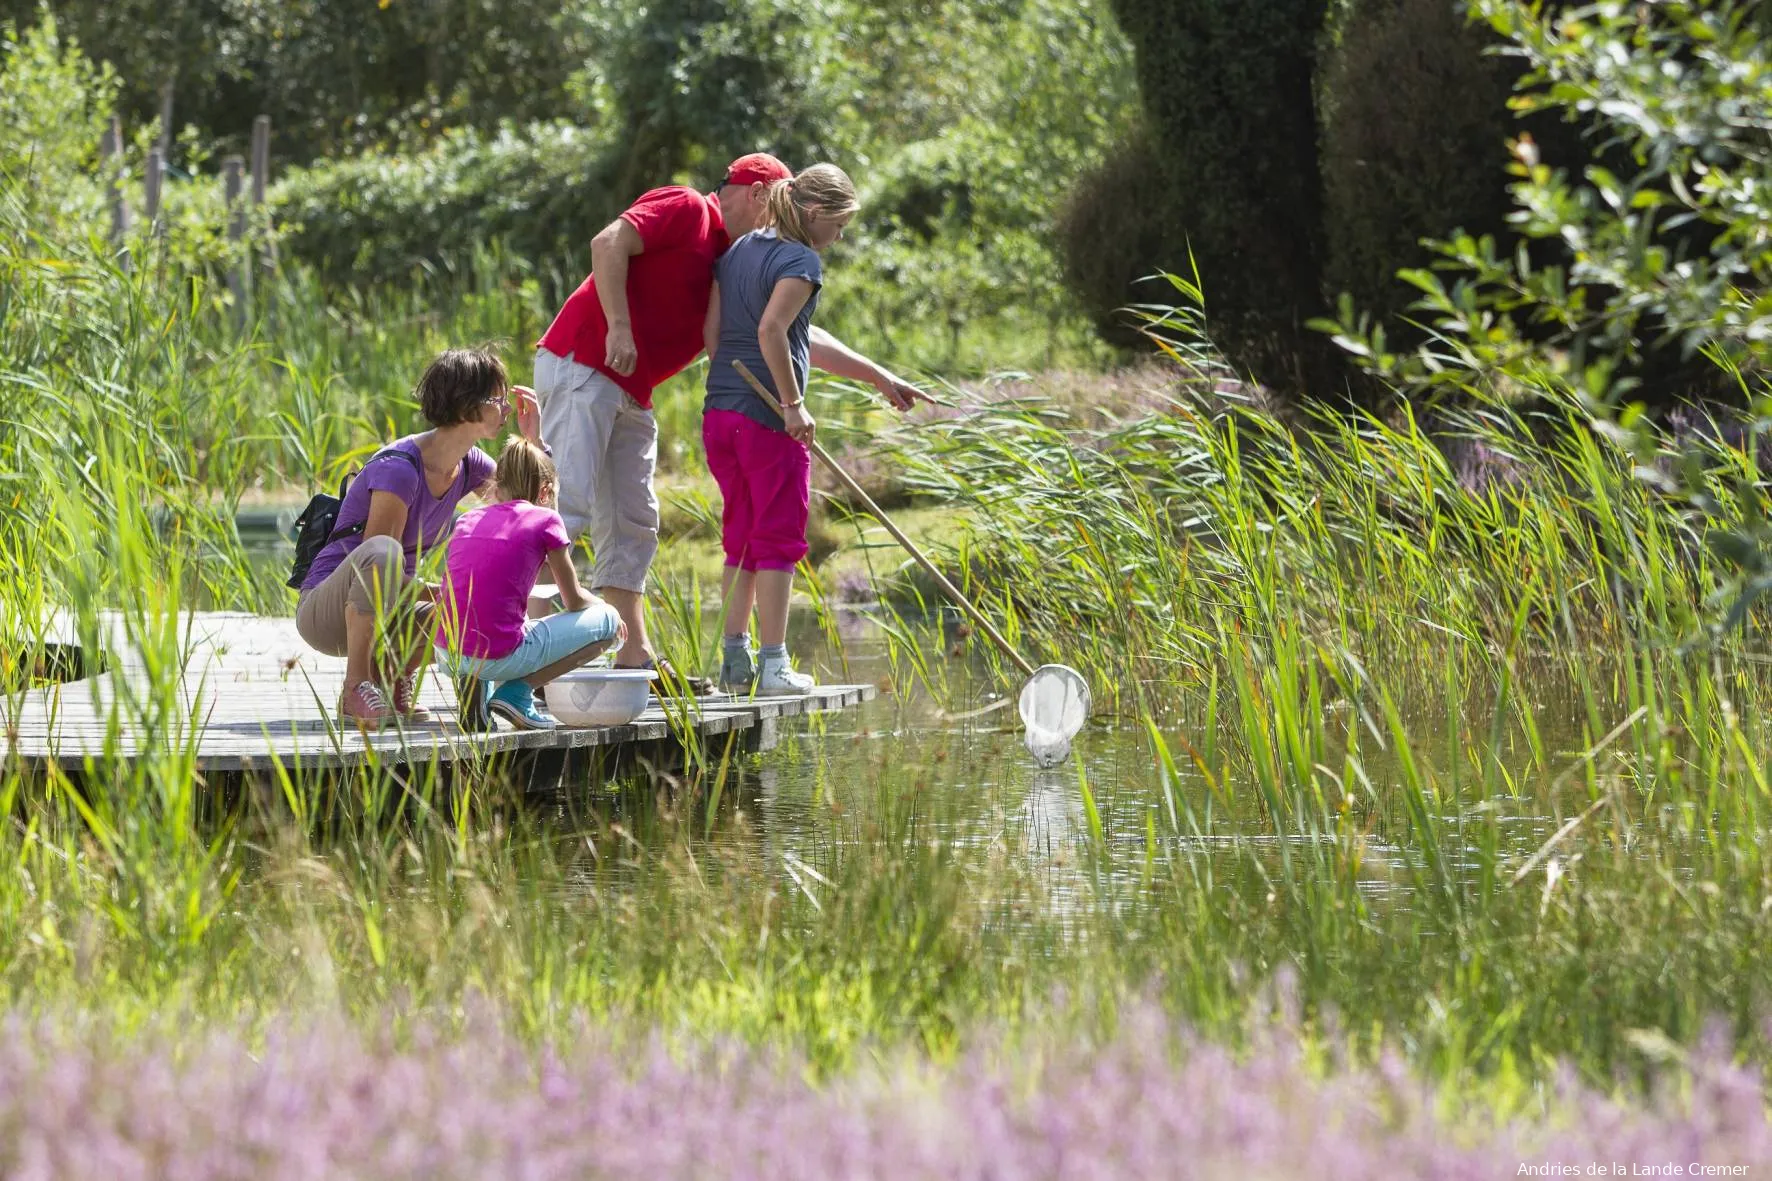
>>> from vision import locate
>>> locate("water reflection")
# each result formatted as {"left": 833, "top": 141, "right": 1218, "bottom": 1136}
{"left": 237, "top": 517, "right": 1602, "bottom": 921}
{"left": 1023, "top": 767, "right": 1085, "bottom": 856}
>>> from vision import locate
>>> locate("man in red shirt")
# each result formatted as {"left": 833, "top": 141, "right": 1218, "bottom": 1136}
{"left": 531, "top": 152, "right": 923, "bottom": 687}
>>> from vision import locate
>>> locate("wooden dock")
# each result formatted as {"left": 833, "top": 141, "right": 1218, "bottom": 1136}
{"left": 3, "top": 613, "right": 877, "bottom": 776}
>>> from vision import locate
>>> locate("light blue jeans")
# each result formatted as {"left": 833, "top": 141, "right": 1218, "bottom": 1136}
{"left": 433, "top": 605, "right": 621, "bottom": 684}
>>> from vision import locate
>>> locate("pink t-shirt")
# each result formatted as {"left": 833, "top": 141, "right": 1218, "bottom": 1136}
{"left": 434, "top": 500, "right": 572, "bottom": 660}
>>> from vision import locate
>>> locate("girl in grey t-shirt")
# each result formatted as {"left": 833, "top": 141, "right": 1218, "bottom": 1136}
{"left": 701, "top": 163, "right": 858, "bottom": 695}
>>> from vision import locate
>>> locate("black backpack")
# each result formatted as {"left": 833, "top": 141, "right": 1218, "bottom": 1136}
{"left": 286, "top": 448, "right": 425, "bottom": 589}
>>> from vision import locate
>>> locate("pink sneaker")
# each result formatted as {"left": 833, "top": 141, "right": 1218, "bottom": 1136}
{"left": 340, "top": 680, "right": 393, "bottom": 729}
{"left": 392, "top": 671, "right": 432, "bottom": 723}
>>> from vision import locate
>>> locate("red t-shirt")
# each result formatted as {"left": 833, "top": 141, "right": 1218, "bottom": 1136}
{"left": 536, "top": 186, "right": 729, "bottom": 409}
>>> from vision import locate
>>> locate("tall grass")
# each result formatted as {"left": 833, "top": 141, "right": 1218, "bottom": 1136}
{"left": 836, "top": 274, "right": 1772, "bottom": 1080}
{"left": 8, "top": 14, "right": 1772, "bottom": 1141}
{"left": 11, "top": 149, "right": 1772, "bottom": 1105}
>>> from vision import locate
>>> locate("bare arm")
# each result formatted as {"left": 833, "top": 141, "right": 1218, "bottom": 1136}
{"left": 590, "top": 219, "right": 646, "bottom": 376}
{"left": 759, "top": 280, "right": 815, "bottom": 401}
{"left": 545, "top": 548, "right": 591, "bottom": 612}
{"left": 362, "top": 489, "right": 409, "bottom": 545}
{"left": 362, "top": 490, "right": 432, "bottom": 601}
{"left": 808, "top": 325, "right": 928, "bottom": 411}
{"left": 703, "top": 281, "right": 721, "bottom": 366}
{"left": 758, "top": 279, "right": 816, "bottom": 443}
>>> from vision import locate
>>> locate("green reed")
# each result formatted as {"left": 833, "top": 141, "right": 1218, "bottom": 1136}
{"left": 797, "top": 274, "right": 1772, "bottom": 1084}
{"left": 9, "top": 115, "right": 1772, "bottom": 1103}
{"left": 0, "top": 203, "right": 1053, "bottom": 1067}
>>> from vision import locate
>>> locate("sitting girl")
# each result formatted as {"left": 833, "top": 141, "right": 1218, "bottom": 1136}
{"left": 702, "top": 162, "right": 894, "bottom": 694}
{"left": 432, "top": 437, "right": 624, "bottom": 729}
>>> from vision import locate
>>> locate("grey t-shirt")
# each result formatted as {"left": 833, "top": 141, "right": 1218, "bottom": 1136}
{"left": 705, "top": 229, "right": 823, "bottom": 432}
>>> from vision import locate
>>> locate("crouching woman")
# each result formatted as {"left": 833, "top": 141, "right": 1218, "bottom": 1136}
{"left": 294, "top": 347, "right": 539, "bottom": 727}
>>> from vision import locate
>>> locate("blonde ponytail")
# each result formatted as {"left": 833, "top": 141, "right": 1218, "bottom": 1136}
{"left": 757, "top": 163, "right": 859, "bottom": 248}
{"left": 495, "top": 436, "right": 555, "bottom": 505}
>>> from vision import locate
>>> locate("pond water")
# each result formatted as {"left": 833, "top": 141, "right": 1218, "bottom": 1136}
{"left": 236, "top": 517, "right": 1594, "bottom": 922}
{"left": 527, "top": 604, "right": 1612, "bottom": 933}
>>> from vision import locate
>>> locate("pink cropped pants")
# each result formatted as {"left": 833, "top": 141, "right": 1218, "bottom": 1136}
{"left": 702, "top": 408, "right": 811, "bottom": 572}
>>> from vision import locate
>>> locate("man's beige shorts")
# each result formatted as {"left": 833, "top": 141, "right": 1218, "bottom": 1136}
{"left": 534, "top": 348, "right": 660, "bottom": 594}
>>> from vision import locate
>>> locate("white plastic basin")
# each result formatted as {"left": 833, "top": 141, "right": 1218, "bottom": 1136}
{"left": 543, "top": 667, "right": 657, "bottom": 727}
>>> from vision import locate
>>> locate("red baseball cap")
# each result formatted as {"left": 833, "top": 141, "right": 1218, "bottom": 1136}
{"left": 722, "top": 152, "right": 792, "bottom": 187}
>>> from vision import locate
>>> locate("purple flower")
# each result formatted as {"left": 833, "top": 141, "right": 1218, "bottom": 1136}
{"left": 0, "top": 1002, "right": 1762, "bottom": 1179}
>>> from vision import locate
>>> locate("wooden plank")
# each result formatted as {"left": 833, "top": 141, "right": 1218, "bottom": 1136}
{"left": 2, "top": 613, "right": 875, "bottom": 775}
{"left": 250, "top": 117, "right": 270, "bottom": 207}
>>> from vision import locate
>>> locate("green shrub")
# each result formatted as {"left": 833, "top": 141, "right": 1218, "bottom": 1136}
{"left": 1055, "top": 124, "right": 1183, "bottom": 353}
{"left": 1317, "top": 0, "right": 1518, "bottom": 328}
{"left": 272, "top": 0, "right": 1139, "bottom": 372}
{"left": 1321, "top": 0, "right": 1772, "bottom": 618}
{"left": 1069, "top": 0, "right": 1625, "bottom": 403}
{"left": 1320, "top": 0, "right": 1731, "bottom": 409}
{"left": 597, "top": 0, "right": 843, "bottom": 199}
{"left": 273, "top": 122, "right": 618, "bottom": 288}
{"left": 0, "top": 16, "right": 113, "bottom": 239}
{"left": 1317, "top": 2, "right": 1609, "bottom": 334}
{"left": 831, "top": 128, "right": 1080, "bottom": 367}
{"left": 0, "top": 0, "right": 605, "bottom": 164}
{"left": 1093, "top": 0, "right": 1346, "bottom": 396}
{"left": 0, "top": 17, "right": 254, "bottom": 290}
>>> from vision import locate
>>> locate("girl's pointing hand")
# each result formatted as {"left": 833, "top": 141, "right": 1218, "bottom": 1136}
{"left": 875, "top": 372, "right": 930, "bottom": 412}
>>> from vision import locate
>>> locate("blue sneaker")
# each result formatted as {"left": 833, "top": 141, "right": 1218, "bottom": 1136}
{"left": 487, "top": 679, "right": 557, "bottom": 730}
{"left": 453, "top": 675, "right": 491, "bottom": 731}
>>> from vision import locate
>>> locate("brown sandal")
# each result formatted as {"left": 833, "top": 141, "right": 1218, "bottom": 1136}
{"left": 622, "top": 655, "right": 719, "bottom": 699}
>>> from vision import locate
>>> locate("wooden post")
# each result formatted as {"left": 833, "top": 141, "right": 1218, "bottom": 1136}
{"left": 249, "top": 114, "right": 277, "bottom": 270}
{"left": 144, "top": 147, "right": 164, "bottom": 231}
{"left": 100, "top": 115, "right": 131, "bottom": 262}
{"left": 223, "top": 156, "right": 246, "bottom": 240}
{"left": 250, "top": 116, "right": 270, "bottom": 205}
{"left": 223, "top": 155, "right": 246, "bottom": 322}
{"left": 156, "top": 80, "right": 174, "bottom": 160}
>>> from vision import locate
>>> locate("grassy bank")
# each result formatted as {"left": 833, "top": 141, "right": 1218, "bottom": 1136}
{"left": 7, "top": 204, "right": 1772, "bottom": 1101}
{"left": 7, "top": 3, "right": 1772, "bottom": 1142}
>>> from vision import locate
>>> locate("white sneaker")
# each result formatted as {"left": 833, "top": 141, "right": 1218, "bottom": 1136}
{"left": 756, "top": 655, "right": 815, "bottom": 697}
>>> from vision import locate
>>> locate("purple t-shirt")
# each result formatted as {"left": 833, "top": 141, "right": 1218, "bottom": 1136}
{"left": 433, "top": 499, "right": 573, "bottom": 660}
{"left": 300, "top": 436, "right": 496, "bottom": 591}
